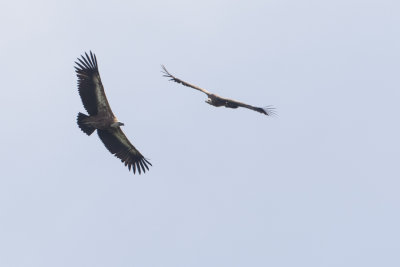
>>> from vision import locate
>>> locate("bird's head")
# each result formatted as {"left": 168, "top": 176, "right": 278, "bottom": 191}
{"left": 205, "top": 98, "right": 212, "bottom": 105}
{"left": 111, "top": 121, "right": 124, "bottom": 127}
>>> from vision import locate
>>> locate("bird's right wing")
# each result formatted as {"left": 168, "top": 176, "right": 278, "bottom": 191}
{"left": 161, "top": 65, "right": 212, "bottom": 96}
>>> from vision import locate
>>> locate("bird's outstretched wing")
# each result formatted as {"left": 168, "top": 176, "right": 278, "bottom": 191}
{"left": 161, "top": 65, "right": 212, "bottom": 96}
{"left": 75, "top": 52, "right": 114, "bottom": 116}
{"left": 97, "top": 128, "right": 152, "bottom": 174}
{"left": 220, "top": 96, "right": 276, "bottom": 116}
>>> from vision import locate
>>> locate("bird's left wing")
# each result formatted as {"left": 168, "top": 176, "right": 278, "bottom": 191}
{"left": 75, "top": 52, "right": 114, "bottom": 116}
{"left": 97, "top": 128, "right": 152, "bottom": 174}
{"left": 222, "top": 97, "right": 276, "bottom": 116}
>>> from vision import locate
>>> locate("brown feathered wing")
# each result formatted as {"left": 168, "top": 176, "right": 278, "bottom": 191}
{"left": 161, "top": 65, "right": 211, "bottom": 96}
{"left": 97, "top": 128, "right": 151, "bottom": 174}
{"left": 75, "top": 52, "right": 114, "bottom": 116}
{"left": 215, "top": 96, "right": 276, "bottom": 116}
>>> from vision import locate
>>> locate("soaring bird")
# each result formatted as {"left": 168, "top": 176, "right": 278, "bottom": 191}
{"left": 75, "top": 52, "right": 151, "bottom": 174}
{"left": 161, "top": 65, "right": 275, "bottom": 116}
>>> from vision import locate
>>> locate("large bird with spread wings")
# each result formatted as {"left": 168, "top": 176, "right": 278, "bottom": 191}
{"left": 75, "top": 51, "right": 151, "bottom": 174}
{"left": 161, "top": 65, "right": 275, "bottom": 116}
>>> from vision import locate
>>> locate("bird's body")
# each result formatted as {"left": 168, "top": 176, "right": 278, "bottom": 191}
{"left": 78, "top": 113, "right": 118, "bottom": 129}
{"left": 206, "top": 94, "right": 240, "bottom": 109}
{"left": 75, "top": 52, "right": 151, "bottom": 174}
{"left": 206, "top": 94, "right": 227, "bottom": 107}
{"left": 161, "top": 65, "right": 275, "bottom": 116}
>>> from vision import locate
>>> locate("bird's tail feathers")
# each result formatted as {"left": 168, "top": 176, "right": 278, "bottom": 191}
{"left": 77, "top": 112, "right": 95, "bottom": 135}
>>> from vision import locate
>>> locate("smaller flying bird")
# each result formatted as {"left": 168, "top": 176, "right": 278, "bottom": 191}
{"left": 161, "top": 65, "right": 275, "bottom": 116}
{"left": 75, "top": 52, "right": 151, "bottom": 174}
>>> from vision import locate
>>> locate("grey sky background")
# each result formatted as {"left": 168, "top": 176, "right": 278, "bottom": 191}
{"left": 1, "top": 0, "right": 399, "bottom": 266}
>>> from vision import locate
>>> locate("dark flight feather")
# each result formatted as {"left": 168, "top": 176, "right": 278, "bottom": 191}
{"left": 97, "top": 129, "right": 151, "bottom": 174}
{"left": 75, "top": 52, "right": 101, "bottom": 115}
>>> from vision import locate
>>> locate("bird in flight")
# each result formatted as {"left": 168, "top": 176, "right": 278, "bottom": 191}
{"left": 161, "top": 65, "right": 275, "bottom": 116}
{"left": 75, "top": 51, "right": 151, "bottom": 174}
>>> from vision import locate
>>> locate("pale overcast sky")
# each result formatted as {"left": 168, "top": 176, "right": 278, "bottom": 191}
{"left": 1, "top": 0, "right": 399, "bottom": 266}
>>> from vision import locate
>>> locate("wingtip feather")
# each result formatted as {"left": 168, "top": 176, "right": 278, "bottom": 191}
{"left": 262, "top": 106, "right": 277, "bottom": 116}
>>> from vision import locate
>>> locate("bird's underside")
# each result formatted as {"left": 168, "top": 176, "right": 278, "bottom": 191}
{"left": 75, "top": 51, "right": 151, "bottom": 174}
{"left": 161, "top": 65, "right": 275, "bottom": 116}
